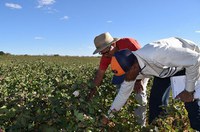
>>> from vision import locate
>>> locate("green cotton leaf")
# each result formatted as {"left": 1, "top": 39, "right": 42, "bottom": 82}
{"left": 89, "top": 107, "right": 94, "bottom": 114}
{"left": 74, "top": 110, "right": 84, "bottom": 121}
{"left": 89, "top": 118, "right": 95, "bottom": 123}
{"left": 0, "top": 105, "right": 8, "bottom": 114}
{"left": 39, "top": 124, "right": 57, "bottom": 132}
{"left": 66, "top": 111, "right": 71, "bottom": 117}
{"left": 77, "top": 113, "right": 84, "bottom": 121}
{"left": 166, "top": 124, "right": 172, "bottom": 130}
{"left": 19, "top": 116, "right": 27, "bottom": 126}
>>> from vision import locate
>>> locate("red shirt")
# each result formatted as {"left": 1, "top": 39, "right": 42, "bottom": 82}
{"left": 99, "top": 38, "right": 141, "bottom": 70}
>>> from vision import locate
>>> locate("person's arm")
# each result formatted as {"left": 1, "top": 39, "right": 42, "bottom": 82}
{"left": 101, "top": 80, "right": 135, "bottom": 124}
{"left": 93, "top": 69, "right": 105, "bottom": 86}
{"left": 87, "top": 56, "right": 111, "bottom": 100}
{"left": 146, "top": 43, "right": 200, "bottom": 92}
{"left": 136, "top": 43, "right": 200, "bottom": 102}
{"left": 110, "top": 80, "right": 136, "bottom": 111}
{"left": 134, "top": 79, "right": 146, "bottom": 93}
{"left": 87, "top": 69, "right": 105, "bottom": 100}
{"left": 165, "top": 49, "right": 200, "bottom": 92}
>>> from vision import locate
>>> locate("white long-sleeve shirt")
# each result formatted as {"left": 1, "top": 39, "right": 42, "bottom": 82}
{"left": 110, "top": 37, "right": 200, "bottom": 111}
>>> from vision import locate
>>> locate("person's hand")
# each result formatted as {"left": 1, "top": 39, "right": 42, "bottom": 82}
{"left": 102, "top": 114, "right": 109, "bottom": 125}
{"left": 86, "top": 88, "right": 97, "bottom": 101}
{"left": 134, "top": 80, "right": 143, "bottom": 94}
{"left": 176, "top": 90, "right": 194, "bottom": 102}
{"left": 101, "top": 114, "right": 115, "bottom": 127}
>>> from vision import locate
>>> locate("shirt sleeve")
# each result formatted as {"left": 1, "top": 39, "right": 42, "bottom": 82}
{"left": 99, "top": 56, "right": 112, "bottom": 70}
{"left": 180, "top": 38, "right": 200, "bottom": 53}
{"left": 150, "top": 44, "right": 200, "bottom": 92}
{"left": 117, "top": 38, "right": 141, "bottom": 51}
{"left": 110, "top": 80, "right": 135, "bottom": 111}
{"left": 99, "top": 38, "right": 141, "bottom": 70}
{"left": 185, "top": 57, "right": 200, "bottom": 92}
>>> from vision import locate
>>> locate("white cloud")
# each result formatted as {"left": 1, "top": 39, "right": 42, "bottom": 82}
{"left": 107, "top": 20, "right": 112, "bottom": 23}
{"left": 45, "top": 7, "right": 58, "bottom": 13}
{"left": 37, "top": 0, "right": 56, "bottom": 8}
{"left": 60, "top": 16, "right": 69, "bottom": 20}
{"left": 195, "top": 30, "right": 200, "bottom": 33}
{"left": 5, "top": 3, "right": 22, "bottom": 9}
{"left": 34, "top": 36, "right": 45, "bottom": 40}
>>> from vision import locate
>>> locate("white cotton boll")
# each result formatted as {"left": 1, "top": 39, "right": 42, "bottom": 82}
{"left": 83, "top": 114, "right": 93, "bottom": 120}
{"left": 73, "top": 90, "right": 79, "bottom": 97}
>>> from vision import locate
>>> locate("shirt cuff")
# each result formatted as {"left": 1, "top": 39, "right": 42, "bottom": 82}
{"left": 185, "top": 81, "right": 195, "bottom": 92}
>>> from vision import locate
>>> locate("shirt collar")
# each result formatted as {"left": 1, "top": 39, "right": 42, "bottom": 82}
{"left": 133, "top": 52, "right": 146, "bottom": 72}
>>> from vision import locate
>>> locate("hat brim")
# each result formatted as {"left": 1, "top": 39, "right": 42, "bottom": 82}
{"left": 112, "top": 74, "right": 125, "bottom": 85}
{"left": 93, "top": 38, "right": 120, "bottom": 54}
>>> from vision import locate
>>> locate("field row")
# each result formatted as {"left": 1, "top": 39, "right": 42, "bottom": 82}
{"left": 0, "top": 56, "right": 194, "bottom": 131}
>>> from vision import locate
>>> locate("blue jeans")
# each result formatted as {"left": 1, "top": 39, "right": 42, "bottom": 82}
{"left": 149, "top": 77, "right": 170, "bottom": 123}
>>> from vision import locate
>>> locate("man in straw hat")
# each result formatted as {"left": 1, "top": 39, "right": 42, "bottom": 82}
{"left": 87, "top": 32, "right": 149, "bottom": 126}
{"left": 106, "top": 37, "right": 200, "bottom": 131}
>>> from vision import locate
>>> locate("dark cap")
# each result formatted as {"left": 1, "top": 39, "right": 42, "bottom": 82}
{"left": 111, "top": 49, "right": 137, "bottom": 84}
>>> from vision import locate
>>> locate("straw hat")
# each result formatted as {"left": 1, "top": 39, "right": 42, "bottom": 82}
{"left": 93, "top": 32, "right": 119, "bottom": 54}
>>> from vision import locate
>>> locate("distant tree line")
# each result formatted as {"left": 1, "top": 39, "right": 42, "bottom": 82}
{"left": 0, "top": 51, "right": 10, "bottom": 55}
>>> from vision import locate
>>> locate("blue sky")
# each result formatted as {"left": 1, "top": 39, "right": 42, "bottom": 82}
{"left": 0, "top": 0, "right": 200, "bottom": 56}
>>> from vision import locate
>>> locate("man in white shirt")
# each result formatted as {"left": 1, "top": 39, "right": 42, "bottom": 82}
{"left": 107, "top": 37, "right": 200, "bottom": 131}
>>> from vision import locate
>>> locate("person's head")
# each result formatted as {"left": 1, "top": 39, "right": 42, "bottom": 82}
{"left": 111, "top": 49, "right": 140, "bottom": 84}
{"left": 93, "top": 32, "right": 119, "bottom": 57}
